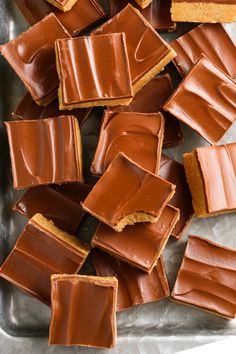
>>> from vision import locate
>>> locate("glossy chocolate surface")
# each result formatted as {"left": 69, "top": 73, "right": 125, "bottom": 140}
{"left": 5, "top": 116, "right": 83, "bottom": 189}
{"left": 172, "top": 235, "right": 236, "bottom": 319}
{"left": 0, "top": 14, "right": 70, "bottom": 104}
{"left": 13, "top": 183, "right": 91, "bottom": 234}
{"left": 171, "top": 23, "right": 236, "bottom": 78}
{"left": 15, "top": 0, "right": 105, "bottom": 36}
{"left": 173, "top": 0, "right": 236, "bottom": 3}
{"left": 49, "top": 275, "right": 117, "bottom": 347}
{"left": 93, "top": 250, "right": 170, "bottom": 311}
{"left": 108, "top": 0, "right": 175, "bottom": 31}
{"left": 93, "top": 4, "right": 172, "bottom": 85}
{"left": 92, "top": 205, "right": 179, "bottom": 272}
{"left": 13, "top": 92, "right": 91, "bottom": 124}
{"left": 195, "top": 143, "right": 236, "bottom": 214}
{"left": 160, "top": 155, "right": 194, "bottom": 239}
{"left": 164, "top": 56, "right": 236, "bottom": 145}
{"left": 110, "top": 75, "right": 183, "bottom": 148}
{"left": 56, "top": 34, "right": 133, "bottom": 107}
{"left": 0, "top": 216, "right": 90, "bottom": 305}
{"left": 83, "top": 153, "right": 175, "bottom": 229}
{"left": 91, "top": 111, "right": 164, "bottom": 176}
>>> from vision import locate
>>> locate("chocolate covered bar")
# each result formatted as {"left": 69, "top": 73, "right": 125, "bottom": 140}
{"left": 164, "top": 56, "right": 236, "bottom": 145}
{"left": 160, "top": 155, "right": 194, "bottom": 239}
{"left": 184, "top": 143, "right": 236, "bottom": 218}
{"left": 5, "top": 116, "right": 83, "bottom": 189}
{"left": 13, "top": 92, "right": 91, "bottom": 124}
{"left": 92, "top": 205, "right": 179, "bottom": 272}
{"left": 93, "top": 4, "right": 176, "bottom": 93}
{"left": 46, "top": 0, "right": 77, "bottom": 11}
{"left": 171, "top": 0, "right": 236, "bottom": 23}
{"left": 108, "top": 0, "right": 175, "bottom": 31}
{"left": 135, "top": 0, "right": 153, "bottom": 9}
{"left": 110, "top": 74, "right": 183, "bottom": 148}
{"left": 0, "top": 13, "right": 70, "bottom": 106}
{"left": 91, "top": 111, "right": 165, "bottom": 176}
{"left": 56, "top": 34, "right": 133, "bottom": 109}
{"left": 0, "top": 214, "right": 90, "bottom": 305}
{"left": 15, "top": 0, "right": 105, "bottom": 36}
{"left": 171, "top": 23, "right": 236, "bottom": 79}
{"left": 172, "top": 235, "right": 236, "bottom": 319}
{"left": 82, "top": 153, "right": 175, "bottom": 232}
{"left": 49, "top": 274, "right": 117, "bottom": 347}
{"left": 13, "top": 183, "right": 91, "bottom": 234}
{"left": 93, "top": 250, "right": 170, "bottom": 311}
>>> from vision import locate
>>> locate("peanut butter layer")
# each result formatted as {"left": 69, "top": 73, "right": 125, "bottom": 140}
{"left": 109, "top": 75, "right": 183, "bottom": 148}
{"left": 56, "top": 34, "right": 133, "bottom": 109}
{"left": 91, "top": 111, "right": 165, "bottom": 176}
{"left": 13, "top": 92, "right": 91, "bottom": 125}
{"left": 108, "top": 0, "right": 175, "bottom": 31}
{"left": 184, "top": 143, "right": 236, "bottom": 217}
{"left": 92, "top": 205, "right": 179, "bottom": 272}
{"left": 92, "top": 4, "right": 176, "bottom": 93}
{"left": 164, "top": 56, "right": 236, "bottom": 145}
{"left": 0, "top": 214, "right": 90, "bottom": 306}
{"left": 5, "top": 116, "right": 83, "bottom": 189}
{"left": 171, "top": 1, "right": 236, "bottom": 23}
{"left": 83, "top": 153, "right": 176, "bottom": 232}
{"left": 171, "top": 23, "right": 236, "bottom": 79}
{"left": 160, "top": 155, "right": 194, "bottom": 239}
{"left": 93, "top": 250, "right": 170, "bottom": 311}
{"left": 15, "top": 0, "right": 105, "bottom": 36}
{"left": 135, "top": 0, "right": 153, "bottom": 9}
{"left": 0, "top": 14, "right": 70, "bottom": 106}
{"left": 49, "top": 275, "right": 117, "bottom": 348}
{"left": 46, "top": 0, "right": 77, "bottom": 11}
{"left": 172, "top": 235, "right": 236, "bottom": 319}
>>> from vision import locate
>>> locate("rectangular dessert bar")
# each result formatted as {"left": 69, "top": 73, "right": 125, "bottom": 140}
{"left": 92, "top": 4, "right": 176, "bottom": 93}
{"left": 92, "top": 205, "right": 179, "bottom": 272}
{"left": 15, "top": 0, "right": 106, "bottom": 36}
{"left": 0, "top": 13, "right": 70, "bottom": 106}
{"left": 93, "top": 250, "right": 170, "bottom": 311}
{"left": 0, "top": 214, "right": 90, "bottom": 305}
{"left": 82, "top": 153, "right": 175, "bottom": 232}
{"left": 172, "top": 235, "right": 236, "bottom": 319}
{"left": 46, "top": 0, "right": 78, "bottom": 11}
{"left": 184, "top": 143, "right": 236, "bottom": 217}
{"left": 91, "top": 111, "right": 165, "bottom": 176}
{"left": 164, "top": 55, "right": 236, "bottom": 145}
{"left": 171, "top": 0, "right": 236, "bottom": 23}
{"left": 49, "top": 274, "right": 117, "bottom": 348}
{"left": 56, "top": 33, "right": 133, "bottom": 109}
{"left": 5, "top": 116, "right": 83, "bottom": 189}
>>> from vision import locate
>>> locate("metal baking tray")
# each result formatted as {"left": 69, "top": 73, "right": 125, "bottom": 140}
{"left": 1, "top": 1, "right": 236, "bottom": 353}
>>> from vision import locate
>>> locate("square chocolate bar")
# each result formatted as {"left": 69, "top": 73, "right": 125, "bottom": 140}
{"left": 0, "top": 214, "right": 90, "bottom": 305}
{"left": 49, "top": 274, "right": 117, "bottom": 347}
{"left": 164, "top": 56, "right": 236, "bottom": 145}
{"left": 56, "top": 33, "right": 133, "bottom": 109}
{"left": 0, "top": 13, "right": 70, "bottom": 106}
{"left": 172, "top": 236, "right": 236, "bottom": 319}
{"left": 82, "top": 153, "right": 175, "bottom": 232}
{"left": 5, "top": 116, "right": 83, "bottom": 189}
{"left": 91, "top": 111, "right": 165, "bottom": 176}
{"left": 46, "top": 0, "right": 77, "bottom": 11}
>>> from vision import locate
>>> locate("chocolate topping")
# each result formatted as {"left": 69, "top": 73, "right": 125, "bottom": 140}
{"left": 173, "top": 0, "right": 236, "bottom": 3}
{"left": 0, "top": 214, "right": 90, "bottom": 305}
{"left": 172, "top": 235, "right": 236, "bottom": 319}
{"left": 108, "top": 0, "right": 175, "bottom": 31}
{"left": 0, "top": 14, "right": 70, "bottom": 105}
{"left": 49, "top": 275, "right": 117, "bottom": 348}
{"left": 5, "top": 116, "right": 83, "bottom": 189}
{"left": 160, "top": 155, "right": 194, "bottom": 239}
{"left": 171, "top": 23, "right": 236, "bottom": 79}
{"left": 93, "top": 250, "right": 170, "bottom": 311}
{"left": 15, "top": 0, "right": 105, "bottom": 36}
{"left": 92, "top": 205, "right": 179, "bottom": 272}
{"left": 164, "top": 56, "right": 236, "bottom": 145}
{"left": 91, "top": 111, "right": 165, "bottom": 176}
